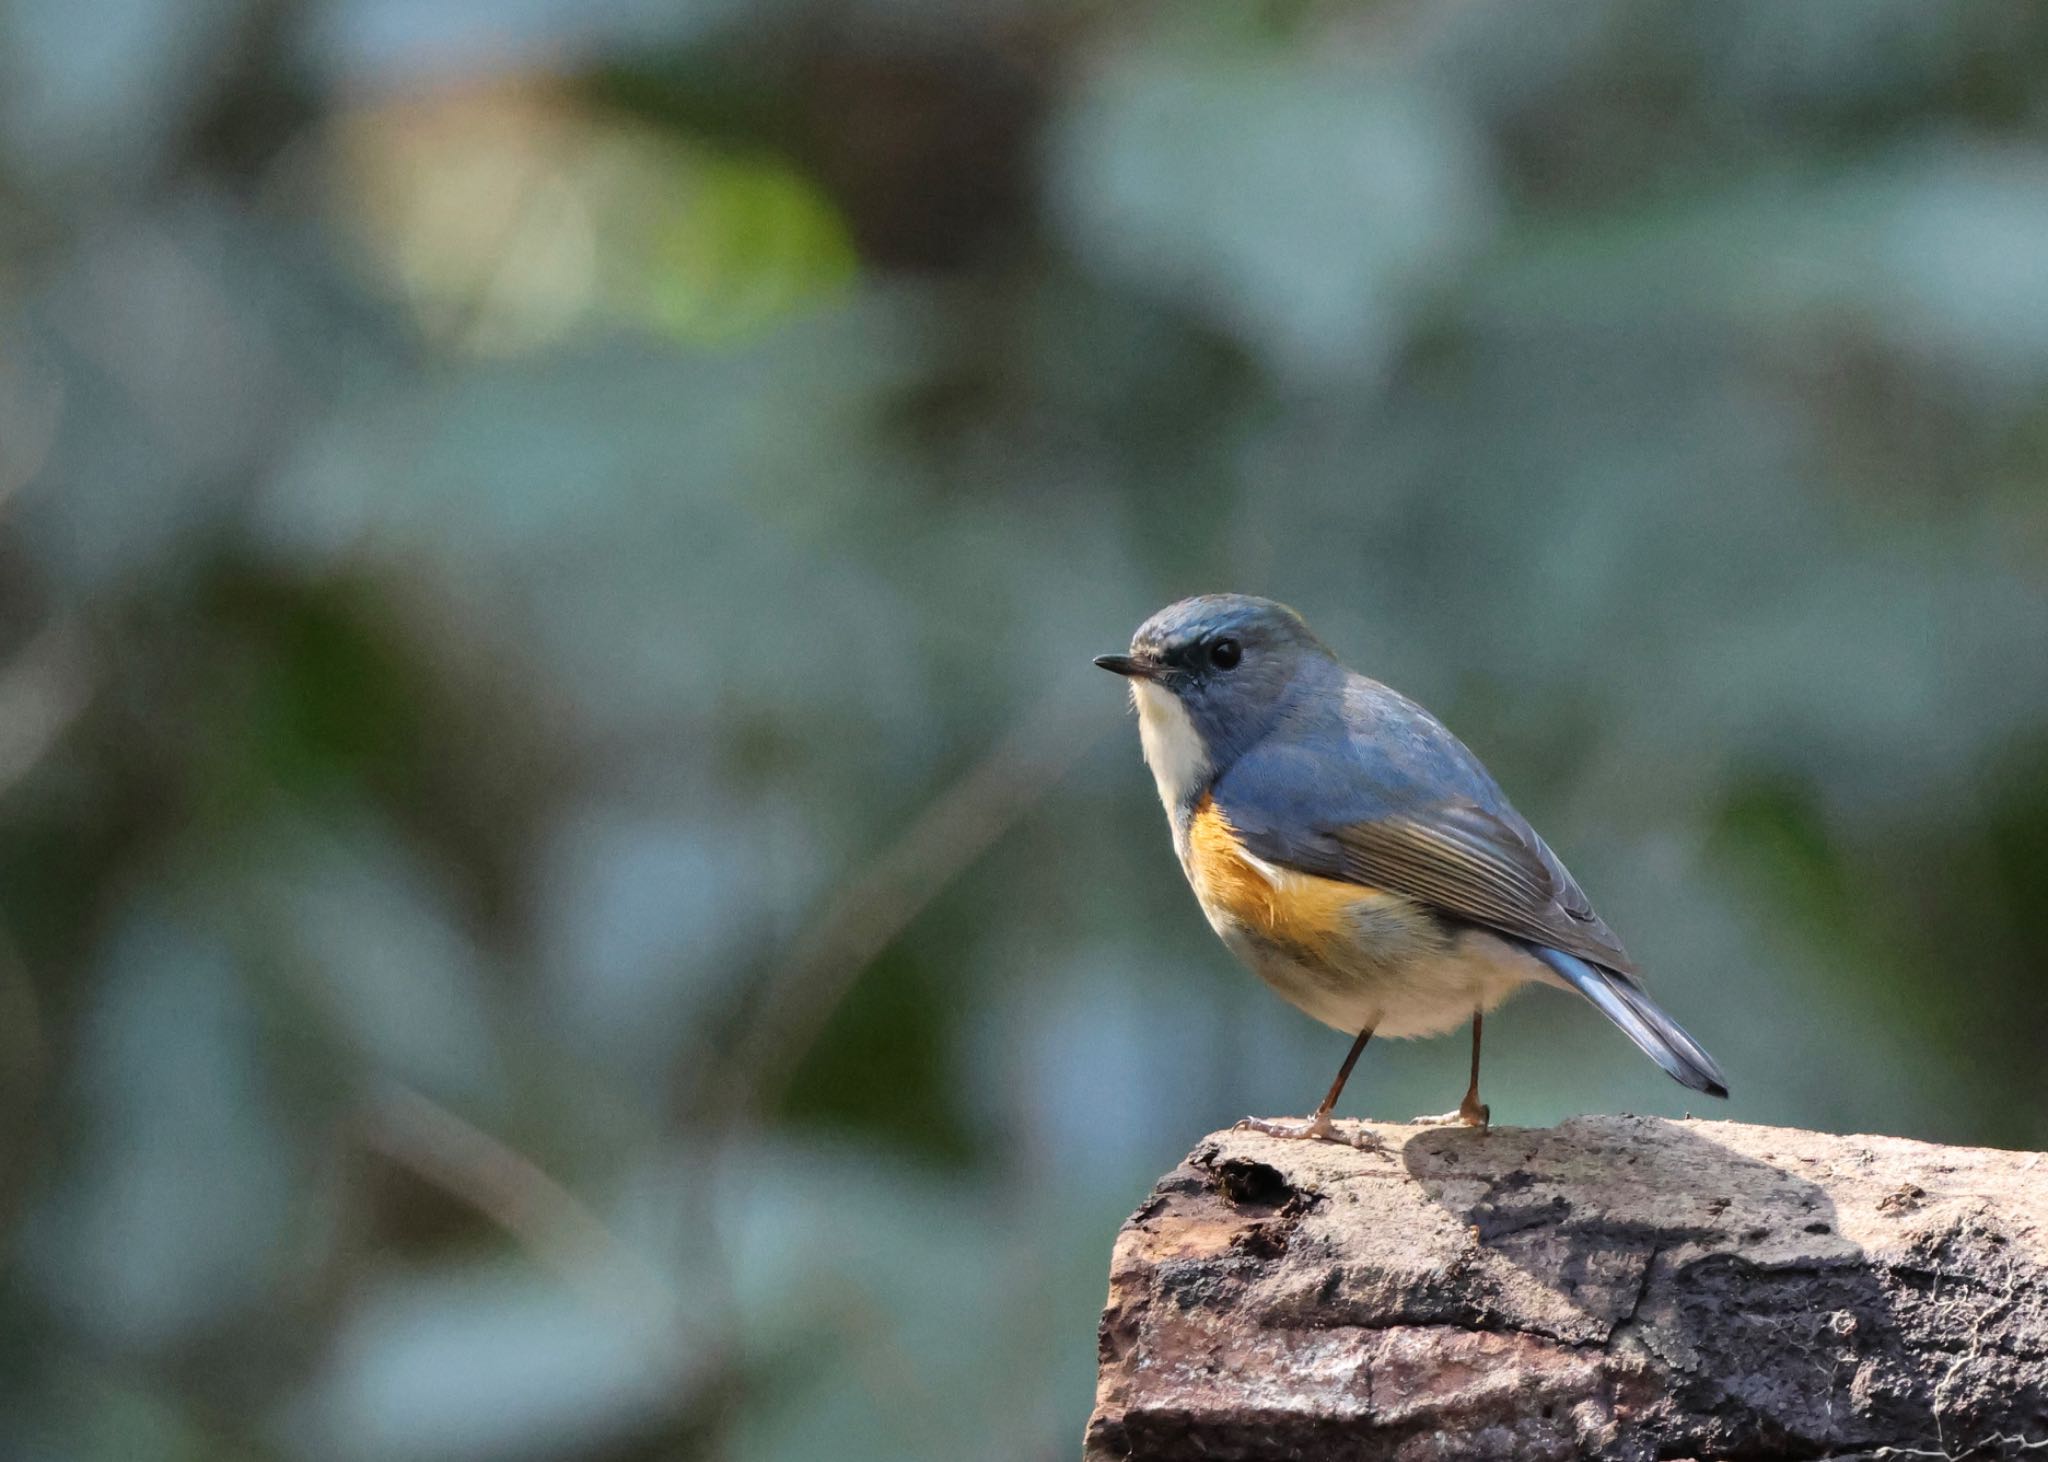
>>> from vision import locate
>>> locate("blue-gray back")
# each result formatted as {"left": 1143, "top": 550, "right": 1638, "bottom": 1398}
{"left": 1213, "top": 669, "right": 1638, "bottom": 973}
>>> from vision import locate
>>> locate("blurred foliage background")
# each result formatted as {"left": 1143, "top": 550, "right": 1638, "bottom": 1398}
{"left": 3, "top": 0, "right": 2048, "bottom": 1457}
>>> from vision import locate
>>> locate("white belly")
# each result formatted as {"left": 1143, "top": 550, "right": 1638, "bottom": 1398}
{"left": 1223, "top": 921, "right": 1547, "bottom": 1039}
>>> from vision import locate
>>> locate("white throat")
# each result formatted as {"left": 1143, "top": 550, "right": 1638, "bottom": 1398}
{"left": 1131, "top": 680, "right": 1211, "bottom": 824}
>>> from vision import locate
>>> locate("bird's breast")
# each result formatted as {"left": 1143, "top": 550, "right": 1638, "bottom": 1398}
{"left": 1181, "top": 797, "right": 1538, "bottom": 1038}
{"left": 1183, "top": 796, "right": 1376, "bottom": 962}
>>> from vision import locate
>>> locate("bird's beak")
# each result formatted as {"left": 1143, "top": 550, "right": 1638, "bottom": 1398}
{"left": 1093, "top": 653, "right": 1159, "bottom": 680}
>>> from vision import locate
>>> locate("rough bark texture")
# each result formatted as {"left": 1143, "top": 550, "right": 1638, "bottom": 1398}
{"left": 1085, "top": 1116, "right": 2048, "bottom": 1461}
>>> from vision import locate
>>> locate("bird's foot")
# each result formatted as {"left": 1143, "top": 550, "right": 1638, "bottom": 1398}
{"left": 1412, "top": 1098, "right": 1491, "bottom": 1132}
{"left": 1232, "top": 1111, "right": 1383, "bottom": 1150}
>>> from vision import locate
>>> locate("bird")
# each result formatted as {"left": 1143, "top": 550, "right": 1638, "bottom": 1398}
{"left": 1094, "top": 593, "right": 1727, "bottom": 1146}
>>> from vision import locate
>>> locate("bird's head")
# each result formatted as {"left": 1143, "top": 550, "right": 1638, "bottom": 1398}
{"left": 1095, "top": 594, "right": 1331, "bottom": 810}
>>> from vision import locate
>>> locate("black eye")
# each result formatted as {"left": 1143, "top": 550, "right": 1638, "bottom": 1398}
{"left": 1208, "top": 638, "right": 1242, "bottom": 671}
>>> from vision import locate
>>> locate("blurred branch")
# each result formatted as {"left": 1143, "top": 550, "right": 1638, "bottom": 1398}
{"left": 359, "top": 1083, "right": 685, "bottom": 1346}
{"left": 823, "top": 1277, "right": 955, "bottom": 1457}
{"left": 721, "top": 686, "right": 1108, "bottom": 1123}
{"left": 0, "top": 922, "right": 48, "bottom": 1241}
{"left": 671, "top": 692, "right": 1105, "bottom": 1447}
{"left": 0, "top": 621, "right": 94, "bottom": 801}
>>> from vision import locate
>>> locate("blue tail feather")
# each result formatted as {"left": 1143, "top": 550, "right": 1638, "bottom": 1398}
{"left": 1529, "top": 946, "right": 1730, "bottom": 1098}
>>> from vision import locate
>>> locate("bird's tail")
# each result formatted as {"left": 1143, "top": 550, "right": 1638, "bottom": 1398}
{"left": 1529, "top": 946, "right": 1730, "bottom": 1098}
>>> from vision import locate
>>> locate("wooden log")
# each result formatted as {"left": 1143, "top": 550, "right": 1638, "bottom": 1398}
{"left": 1085, "top": 1116, "right": 2048, "bottom": 1460}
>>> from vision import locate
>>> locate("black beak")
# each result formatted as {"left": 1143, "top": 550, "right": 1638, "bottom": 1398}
{"left": 1093, "top": 653, "right": 1158, "bottom": 680}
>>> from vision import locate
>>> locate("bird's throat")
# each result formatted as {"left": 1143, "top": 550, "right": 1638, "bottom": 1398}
{"left": 1132, "top": 680, "right": 1211, "bottom": 830}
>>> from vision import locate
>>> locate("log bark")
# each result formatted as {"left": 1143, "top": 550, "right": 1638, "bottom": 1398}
{"left": 1085, "top": 1116, "right": 2048, "bottom": 1461}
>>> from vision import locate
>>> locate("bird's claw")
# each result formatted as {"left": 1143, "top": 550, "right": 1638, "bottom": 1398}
{"left": 1411, "top": 1101, "right": 1491, "bottom": 1132}
{"left": 1232, "top": 1112, "right": 1384, "bottom": 1150}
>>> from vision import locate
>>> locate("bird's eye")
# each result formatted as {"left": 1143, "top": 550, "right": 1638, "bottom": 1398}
{"left": 1208, "top": 638, "right": 1242, "bottom": 671}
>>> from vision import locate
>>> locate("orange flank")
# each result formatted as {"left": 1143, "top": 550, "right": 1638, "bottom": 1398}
{"left": 1186, "top": 796, "right": 1369, "bottom": 958}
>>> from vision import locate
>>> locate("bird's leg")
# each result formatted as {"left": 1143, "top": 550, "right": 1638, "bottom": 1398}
{"left": 1235, "top": 1024, "right": 1382, "bottom": 1149}
{"left": 1460, "top": 1011, "right": 1491, "bottom": 1128}
{"left": 1413, "top": 1012, "right": 1491, "bottom": 1130}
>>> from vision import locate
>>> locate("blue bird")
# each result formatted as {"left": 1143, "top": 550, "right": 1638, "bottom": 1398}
{"left": 1096, "top": 594, "right": 1727, "bottom": 1145}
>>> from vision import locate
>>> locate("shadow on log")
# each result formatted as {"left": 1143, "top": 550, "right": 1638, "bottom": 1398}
{"left": 1085, "top": 1116, "right": 2048, "bottom": 1461}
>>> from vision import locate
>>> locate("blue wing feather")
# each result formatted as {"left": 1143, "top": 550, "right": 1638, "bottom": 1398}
{"left": 1211, "top": 667, "right": 1730, "bottom": 1098}
{"left": 1215, "top": 671, "right": 1635, "bottom": 971}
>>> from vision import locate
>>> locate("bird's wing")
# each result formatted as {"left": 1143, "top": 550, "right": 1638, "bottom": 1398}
{"left": 1212, "top": 678, "right": 1637, "bottom": 974}
{"left": 1319, "top": 801, "right": 1636, "bottom": 973}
